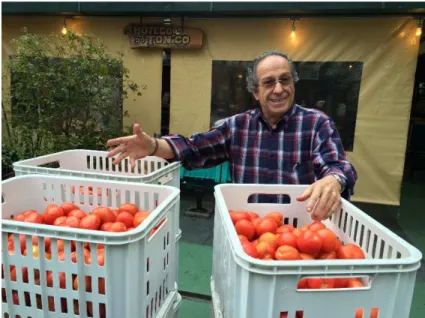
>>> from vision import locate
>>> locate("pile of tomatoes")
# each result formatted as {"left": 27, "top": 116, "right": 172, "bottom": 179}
{"left": 230, "top": 210, "right": 367, "bottom": 290}
{"left": 2, "top": 202, "right": 164, "bottom": 316}
{"left": 7, "top": 202, "right": 155, "bottom": 233}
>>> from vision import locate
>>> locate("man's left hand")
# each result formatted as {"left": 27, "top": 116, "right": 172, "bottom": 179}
{"left": 296, "top": 175, "right": 342, "bottom": 221}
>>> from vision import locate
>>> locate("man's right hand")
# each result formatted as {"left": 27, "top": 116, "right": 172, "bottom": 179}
{"left": 106, "top": 123, "right": 156, "bottom": 168}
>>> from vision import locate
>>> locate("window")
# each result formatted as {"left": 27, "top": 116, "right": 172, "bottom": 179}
{"left": 210, "top": 60, "right": 363, "bottom": 151}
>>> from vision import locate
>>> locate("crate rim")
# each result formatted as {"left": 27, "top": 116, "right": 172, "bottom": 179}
{"left": 2, "top": 175, "right": 180, "bottom": 245}
{"left": 214, "top": 183, "right": 423, "bottom": 275}
{"left": 12, "top": 149, "right": 181, "bottom": 180}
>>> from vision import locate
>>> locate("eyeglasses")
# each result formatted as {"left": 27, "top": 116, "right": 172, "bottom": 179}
{"left": 259, "top": 77, "right": 293, "bottom": 89}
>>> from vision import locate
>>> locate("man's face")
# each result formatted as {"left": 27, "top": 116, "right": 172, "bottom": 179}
{"left": 253, "top": 55, "right": 295, "bottom": 124}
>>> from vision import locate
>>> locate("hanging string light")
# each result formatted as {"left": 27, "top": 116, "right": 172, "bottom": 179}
{"left": 61, "top": 16, "right": 68, "bottom": 35}
{"left": 415, "top": 18, "right": 423, "bottom": 37}
{"left": 290, "top": 18, "right": 296, "bottom": 39}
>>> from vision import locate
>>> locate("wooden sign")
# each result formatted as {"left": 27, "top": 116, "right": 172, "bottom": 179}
{"left": 124, "top": 23, "right": 203, "bottom": 49}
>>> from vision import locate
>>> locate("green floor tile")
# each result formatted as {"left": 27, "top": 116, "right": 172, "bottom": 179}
{"left": 178, "top": 298, "right": 211, "bottom": 318}
{"left": 178, "top": 242, "right": 213, "bottom": 296}
{"left": 410, "top": 276, "right": 425, "bottom": 318}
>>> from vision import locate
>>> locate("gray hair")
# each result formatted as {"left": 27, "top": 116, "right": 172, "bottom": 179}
{"left": 246, "top": 50, "right": 299, "bottom": 93}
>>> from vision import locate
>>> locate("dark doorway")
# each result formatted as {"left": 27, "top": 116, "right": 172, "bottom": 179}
{"left": 160, "top": 49, "right": 171, "bottom": 136}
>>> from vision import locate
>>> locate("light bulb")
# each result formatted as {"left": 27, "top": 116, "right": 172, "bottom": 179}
{"left": 290, "top": 30, "right": 296, "bottom": 39}
{"left": 61, "top": 26, "right": 67, "bottom": 35}
{"left": 416, "top": 27, "right": 422, "bottom": 37}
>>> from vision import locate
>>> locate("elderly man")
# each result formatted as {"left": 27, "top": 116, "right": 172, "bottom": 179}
{"left": 107, "top": 50, "right": 357, "bottom": 221}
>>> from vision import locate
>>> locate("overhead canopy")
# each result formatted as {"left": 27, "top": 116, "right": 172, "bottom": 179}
{"left": 2, "top": 1, "right": 425, "bottom": 17}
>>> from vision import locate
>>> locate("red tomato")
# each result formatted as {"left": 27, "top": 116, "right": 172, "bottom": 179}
{"left": 107, "top": 222, "right": 127, "bottom": 232}
{"left": 241, "top": 242, "right": 258, "bottom": 258}
{"left": 235, "top": 219, "right": 256, "bottom": 241}
{"left": 252, "top": 239, "right": 259, "bottom": 246}
{"left": 299, "top": 224, "right": 310, "bottom": 232}
{"left": 258, "top": 232, "right": 278, "bottom": 249}
{"left": 116, "top": 212, "right": 134, "bottom": 229}
{"left": 55, "top": 239, "right": 65, "bottom": 252}
{"left": 316, "top": 228, "right": 338, "bottom": 253}
{"left": 80, "top": 214, "right": 101, "bottom": 230}
{"left": 65, "top": 216, "right": 80, "bottom": 228}
{"left": 346, "top": 279, "right": 364, "bottom": 288}
{"left": 247, "top": 212, "right": 260, "bottom": 221}
{"left": 318, "top": 251, "right": 337, "bottom": 260}
{"left": 276, "top": 232, "right": 298, "bottom": 249}
{"left": 43, "top": 204, "right": 64, "bottom": 225}
{"left": 334, "top": 278, "right": 349, "bottom": 288}
{"left": 256, "top": 218, "right": 278, "bottom": 236}
{"left": 256, "top": 241, "right": 275, "bottom": 259}
{"left": 24, "top": 212, "right": 43, "bottom": 224}
{"left": 355, "top": 308, "right": 364, "bottom": 318}
{"left": 297, "top": 279, "right": 308, "bottom": 289}
{"left": 309, "top": 221, "right": 326, "bottom": 232}
{"left": 337, "top": 244, "right": 365, "bottom": 259}
{"left": 265, "top": 212, "right": 283, "bottom": 227}
{"left": 292, "top": 228, "right": 302, "bottom": 238}
{"left": 73, "top": 275, "right": 92, "bottom": 292}
{"left": 54, "top": 216, "right": 68, "bottom": 227}
{"left": 275, "top": 245, "right": 301, "bottom": 260}
{"left": 230, "top": 211, "right": 250, "bottom": 225}
{"left": 252, "top": 218, "right": 262, "bottom": 227}
{"left": 276, "top": 224, "right": 294, "bottom": 234}
{"left": 97, "top": 249, "right": 105, "bottom": 266}
{"left": 70, "top": 248, "right": 91, "bottom": 264}
{"left": 297, "top": 230, "right": 323, "bottom": 257}
{"left": 91, "top": 207, "right": 116, "bottom": 224}
{"left": 334, "top": 238, "right": 342, "bottom": 252}
{"left": 14, "top": 214, "right": 26, "bottom": 222}
{"left": 22, "top": 210, "right": 38, "bottom": 217}
{"left": 354, "top": 308, "right": 378, "bottom": 318}
{"left": 118, "top": 203, "right": 139, "bottom": 215}
{"left": 133, "top": 211, "right": 150, "bottom": 227}
{"left": 60, "top": 202, "right": 79, "bottom": 216}
{"left": 238, "top": 235, "right": 249, "bottom": 244}
{"left": 307, "top": 278, "right": 335, "bottom": 289}
{"left": 299, "top": 253, "right": 315, "bottom": 260}
{"left": 68, "top": 209, "right": 87, "bottom": 219}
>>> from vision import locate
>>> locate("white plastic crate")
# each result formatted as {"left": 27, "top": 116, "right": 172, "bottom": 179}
{"left": 210, "top": 279, "right": 223, "bottom": 318}
{"left": 157, "top": 291, "right": 181, "bottom": 318}
{"left": 1, "top": 175, "right": 181, "bottom": 318}
{"left": 13, "top": 149, "right": 181, "bottom": 188}
{"left": 212, "top": 184, "right": 422, "bottom": 318}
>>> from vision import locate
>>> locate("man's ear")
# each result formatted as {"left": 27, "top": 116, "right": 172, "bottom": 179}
{"left": 253, "top": 90, "right": 259, "bottom": 101}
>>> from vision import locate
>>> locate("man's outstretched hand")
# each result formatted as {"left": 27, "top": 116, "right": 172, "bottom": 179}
{"left": 106, "top": 124, "right": 156, "bottom": 168}
{"left": 296, "top": 175, "right": 342, "bottom": 221}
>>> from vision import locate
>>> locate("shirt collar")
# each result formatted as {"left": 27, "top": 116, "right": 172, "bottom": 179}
{"left": 253, "top": 103, "right": 298, "bottom": 128}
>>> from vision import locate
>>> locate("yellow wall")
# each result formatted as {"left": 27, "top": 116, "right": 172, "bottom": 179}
{"left": 2, "top": 16, "right": 163, "bottom": 136}
{"left": 170, "top": 17, "right": 420, "bottom": 205}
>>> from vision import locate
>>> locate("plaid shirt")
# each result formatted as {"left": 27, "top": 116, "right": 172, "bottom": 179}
{"left": 163, "top": 104, "right": 357, "bottom": 200}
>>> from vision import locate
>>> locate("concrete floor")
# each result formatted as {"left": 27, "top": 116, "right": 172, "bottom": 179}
{"left": 177, "top": 172, "right": 425, "bottom": 317}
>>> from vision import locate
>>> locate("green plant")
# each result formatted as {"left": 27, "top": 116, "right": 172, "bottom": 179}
{"left": 2, "top": 29, "right": 141, "bottom": 178}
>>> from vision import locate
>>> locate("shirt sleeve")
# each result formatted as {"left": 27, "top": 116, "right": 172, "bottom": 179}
{"left": 312, "top": 117, "right": 358, "bottom": 199}
{"left": 161, "top": 120, "right": 230, "bottom": 170}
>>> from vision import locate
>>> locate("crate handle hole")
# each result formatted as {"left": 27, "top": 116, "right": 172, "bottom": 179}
{"left": 355, "top": 308, "right": 380, "bottom": 318}
{"left": 247, "top": 193, "right": 291, "bottom": 204}
{"left": 297, "top": 276, "right": 370, "bottom": 291}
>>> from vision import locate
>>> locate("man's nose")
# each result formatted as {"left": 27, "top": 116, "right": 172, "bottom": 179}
{"left": 273, "top": 81, "right": 284, "bottom": 94}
